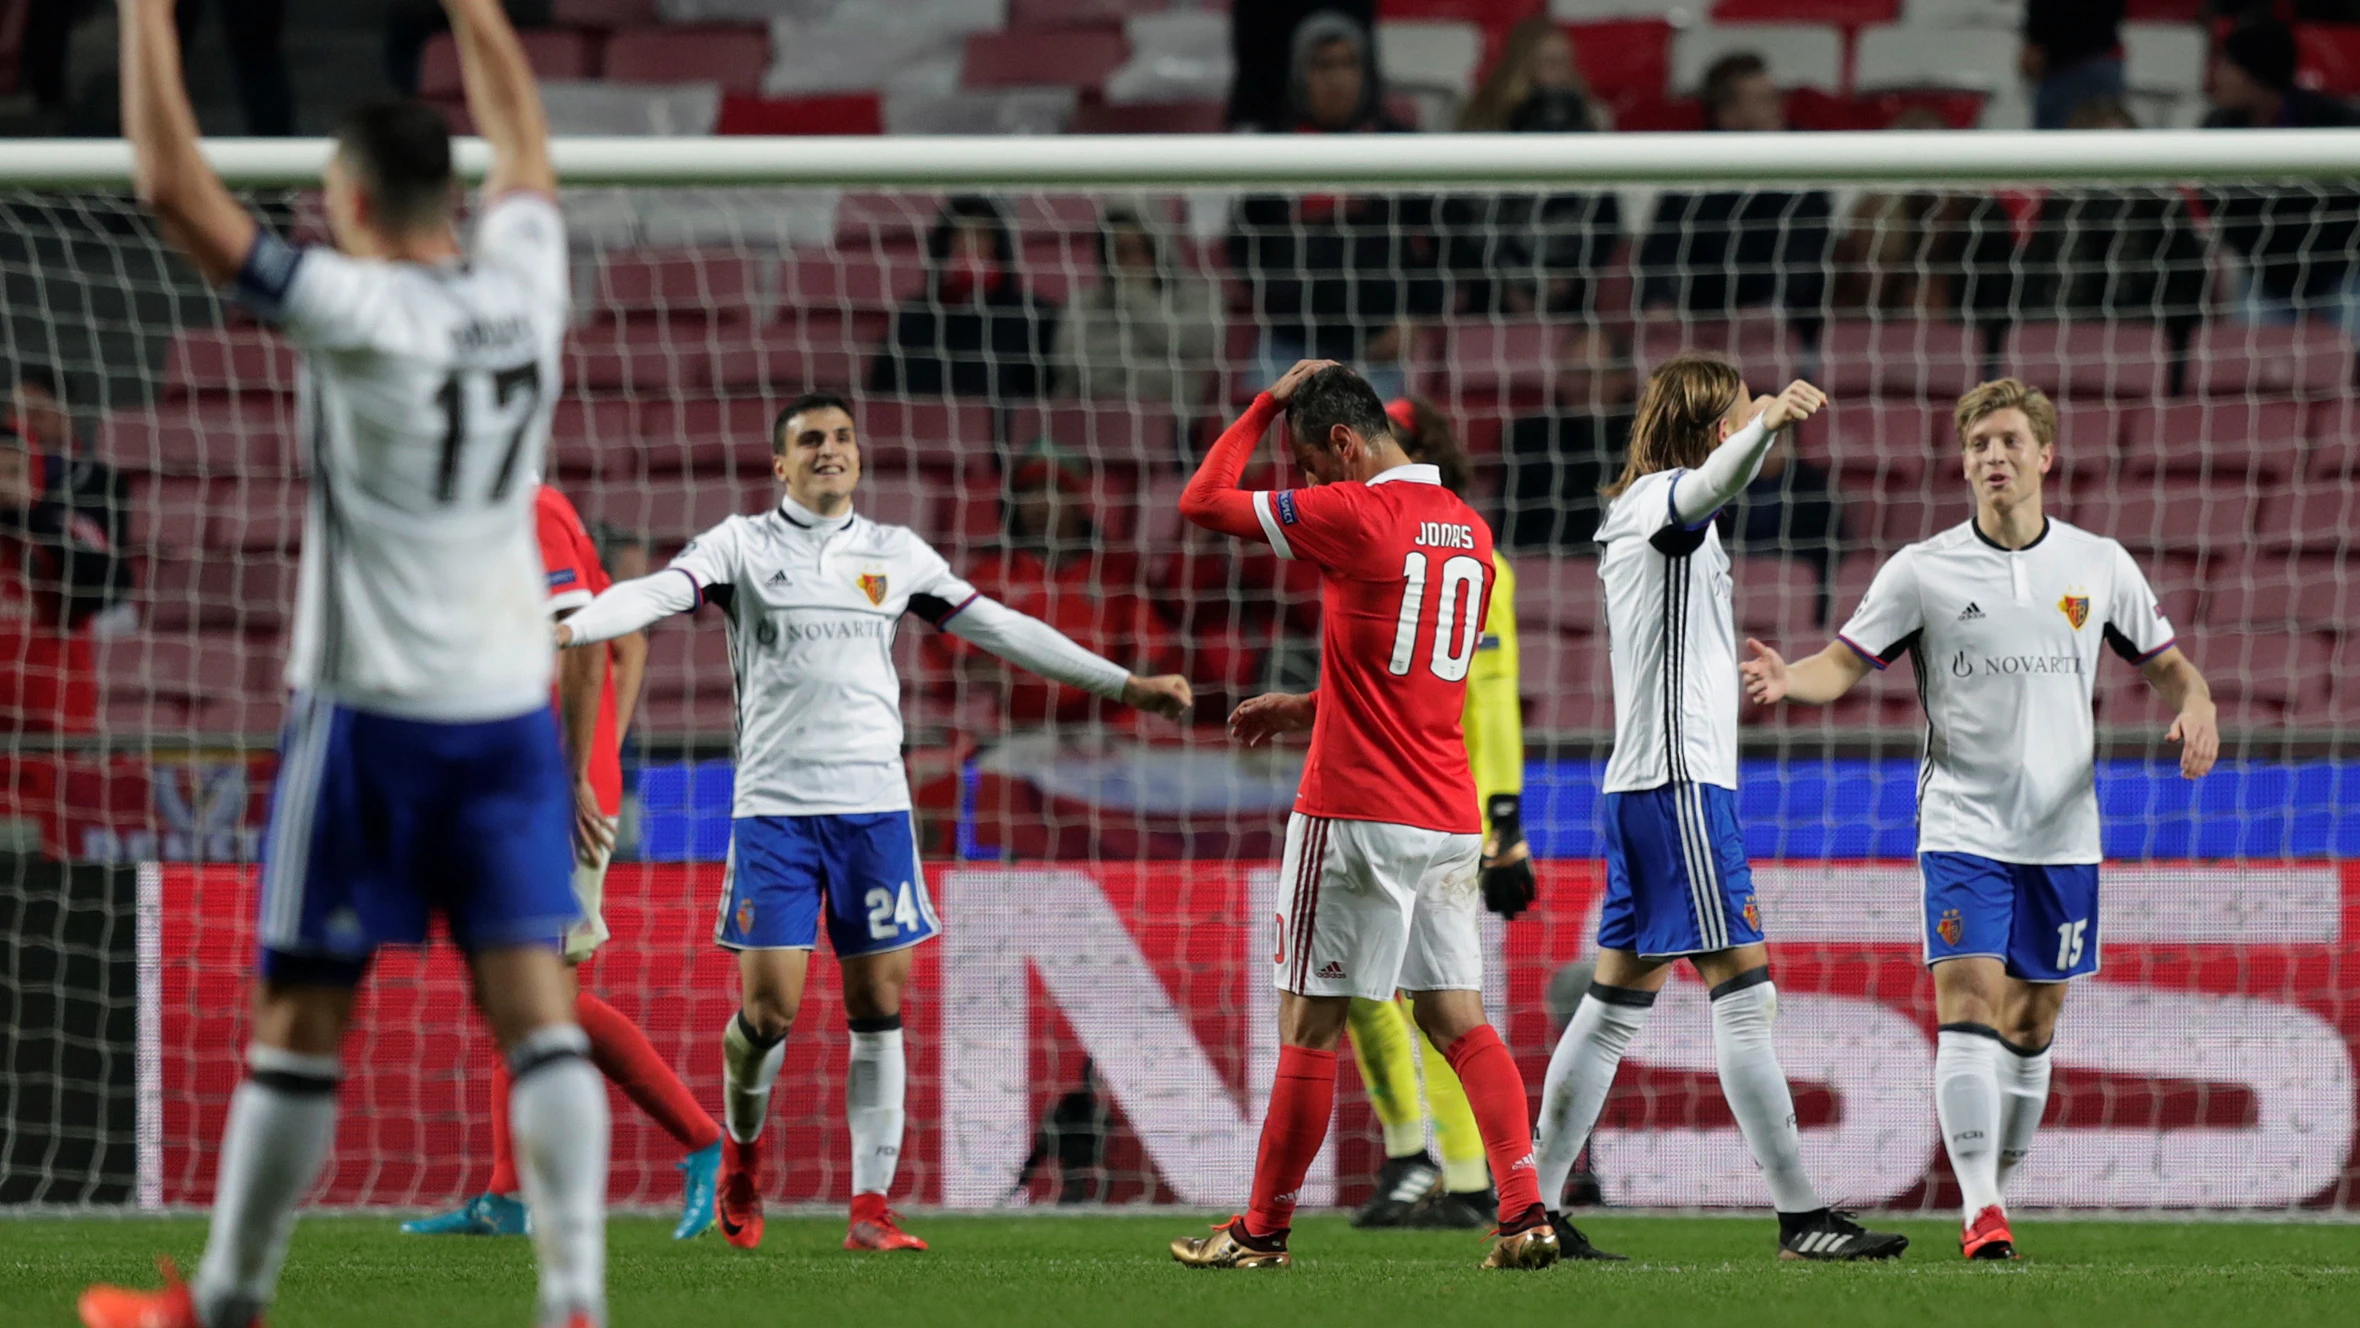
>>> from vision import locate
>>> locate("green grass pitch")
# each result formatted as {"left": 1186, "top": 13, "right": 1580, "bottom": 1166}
{"left": 4, "top": 1213, "right": 2357, "bottom": 1328}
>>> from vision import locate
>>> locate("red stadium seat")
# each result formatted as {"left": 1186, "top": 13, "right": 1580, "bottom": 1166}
{"left": 1732, "top": 555, "right": 1828, "bottom": 643}
{"left": 99, "top": 401, "right": 298, "bottom": 477}
{"left": 553, "top": 0, "right": 656, "bottom": 29}
{"left": 567, "top": 322, "right": 716, "bottom": 394}
{"left": 2117, "top": 399, "right": 2304, "bottom": 485}
{"left": 779, "top": 250, "right": 919, "bottom": 314}
{"left": 2002, "top": 322, "right": 2172, "bottom": 401}
{"left": 602, "top": 25, "right": 771, "bottom": 95}
{"left": 2208, "top": 631, "right": 2332, "bottom": 708}
{"left": 584, "top": 474, "right": 767, "bottom": 546}
{"left": 205, "top": 478, "right": 307, "bottom": 552}
{"left": 2187, "top": 320, "right": 2353, "bottom": 399}
{"left": 1010, "top": 0, "right": 1169, "bottom": 25}
{"left": 2069, "top": 479, "right": 2251, "bottom": 557}
{"left": 2297, "top": 22, "right": 2360, "bottom": 98}
{"left": 1812, "top": 320, "right": 1985, "bottom": 402}
{"left": 1811, "top": 399, "right": 1941, "bottom": 492}
{"left": 2047, "top": 402, "right": 2129, "bottom": 502}
{"left": 131, "top": 477, "right": 210, "bottom": 554}
{"left": 717, "top": 318, "right": 864, "bottom": 394}
{"left": 1438, "top": 319, "right": 1560, "bottom": 408}
{"left": 1870, "top": 480, "right": 1950, "bottom": 551}
{"left": 1514, "top": 556, "right": 1605, "bottom": 637}
{"left": 853, "top": 399, "right": 998, "bottom": 474}
{"left": 98, "top": 631, "right": 271, "bottom": 734}
{"left": 1712, "top": 0, "right": 1897, "bottom": 21}
{"left": 1611, "top": 96, "right": 1705, "bottom": 131}
{"left": 2251, "top": 478, "right": 2360, "bottom": 555}
{"left": 548, "top": 394, "right": 637, "bottom": 479}
{"left": 714, "top": 92, "right": 884, "bottom": 136}
{"left": 417, "top": 29, "right": 598, "bottom": 99}
{"left": 833, "top": 192, "right": 944, "bottom": 250}
{"left": 2306, "top": 400, "right": 2360, "bottom": 477}
{"left": 1068, "top": 100, "right": 1228, "bottom": 133}
{"left": 635, "top": 691, "right": 739, "bottom": 739}
{"left": 1519, "top": 629, "right": 1613, "bottom": 733}
{"left": 1006, "top": 404, "right": 1177, "bottom": 468}
{"left": 2210, "top": 552, "right": 2355, "bottom": 633}
{"left": 164, "top": 328, "right": 299, "bottom": 399}
{"left": 636, "top": 396, "right": 776, "bottom": 476}
{"left": 1636, "top": 314, "right": 1794, "bottom": 382}
{"left": 963, "top": 27, "right": 1130, "bottom": 93}
{"left": 590, "top": 249, "right": 765, "bottom": 323}
{"left": 1567, "top": 20, "right": 1674, "bottom": 111}
{"left": 859, "top": 470, "right": 939, "bottom": 534}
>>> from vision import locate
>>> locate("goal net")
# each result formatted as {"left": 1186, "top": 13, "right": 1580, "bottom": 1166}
{"left": 1, "top": 134, "right": 2354, "bottom": 1215}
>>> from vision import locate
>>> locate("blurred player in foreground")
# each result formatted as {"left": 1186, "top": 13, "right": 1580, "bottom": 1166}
{"left": 1334, "top": 399, "right": 1542, "bottom": 1232}
{"left": 1532, "top": 355, "right": 1907, "bottom": 1263}
{"left": 1170, "top": 361, "right": 1555, "bottom": 1272}
{"left": 1740, "top": 378, "right": 2217, "bottom": 1260}
{"left": 553, "top": 393, "right": 1191, "bottom": 1253}
{"left": 403, "top": 482, "right": 725, "bottom": 1241}
{"left": 85, "top": 2, "right": 610, "bottom": 1325}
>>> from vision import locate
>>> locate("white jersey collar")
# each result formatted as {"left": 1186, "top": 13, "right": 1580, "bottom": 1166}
{"left": 778, "top": 494, "right": 855, "bottom": 532}
{"left": 1367, "top": 463, "right": 1441, "bottom": 487}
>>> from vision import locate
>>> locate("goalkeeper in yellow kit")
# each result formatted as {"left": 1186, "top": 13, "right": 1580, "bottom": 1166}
{"left": 1346, "top": 400, "right": 1540, "bottom": 1229}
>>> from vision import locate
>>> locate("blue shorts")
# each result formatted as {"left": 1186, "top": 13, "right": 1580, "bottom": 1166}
{"left": 715, "top": 812, "right": 939, "bottom": 957}
{"left": 256, "top": 693, "right": 576, "bottom": 983}
{"left": 1921, "top": 852, "right": 2100, "bottom": 981}
{"left": 1598, "top": 783, "right": 1763, "bottom": 959}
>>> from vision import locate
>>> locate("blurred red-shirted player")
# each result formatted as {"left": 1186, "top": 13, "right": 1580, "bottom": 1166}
{"left": 403, "top": 483, "right": 725, "bottom": 1241}
{"left": 1167, "top": 360, "right": 1556, "bottom": 1272}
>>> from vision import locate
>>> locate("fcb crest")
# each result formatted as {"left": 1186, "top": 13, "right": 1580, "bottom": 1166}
{"left": 2057, "top": 591, "right": 2091, "bottom": 630}
{"left": 857, "top": 570, "right": 889, "bottom": 606}
{"left": 1936, "top": 908, "right": 1964, "bottom": 948}
{"left": 736, "top": 898, "right": 756, "bottom": 935}
{"left": 1742, "top": 895, "right": 1762, "bottom": 933}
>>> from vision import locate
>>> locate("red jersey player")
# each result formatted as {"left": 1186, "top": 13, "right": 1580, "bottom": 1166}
{"left": 403, "top": 483, "right": 726, "bottom": 1241}
{"left": 1169, "top": 361, "right": 1557, "bottom": 1271}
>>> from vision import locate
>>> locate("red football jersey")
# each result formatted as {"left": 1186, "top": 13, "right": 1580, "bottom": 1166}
{"left": 535, "top": 485, "right": 623, "bottom": 818}
{"left": 1254, "top": 472, "right": 1494, "bottom": 834}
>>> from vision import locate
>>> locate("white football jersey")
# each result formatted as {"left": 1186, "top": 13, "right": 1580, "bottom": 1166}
{"left": 1595, "top": 469, "right": 1739, "bottom": 794}
{"left": 1838, "top": 518, "right": 2176, "bottom": 864}
{"left": 240, "top": 193, "right": 567, "bottom": 721}
{"left": 668, "top": 498, "right": 982, "bottom": 817}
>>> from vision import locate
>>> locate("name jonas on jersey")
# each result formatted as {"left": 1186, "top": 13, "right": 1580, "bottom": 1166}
{"left": 1417, "top": 521, "right": 1477, "bottom": 551}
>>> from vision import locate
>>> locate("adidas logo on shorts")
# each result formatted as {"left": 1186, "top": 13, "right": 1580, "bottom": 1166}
{"left": 1316, "top": 961, "right": 1345, "bottom": 980}
{"left": 1959, "top": 602, "right": 1985, "bottom": 621}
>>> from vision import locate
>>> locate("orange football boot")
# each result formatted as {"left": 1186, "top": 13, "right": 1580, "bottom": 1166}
{"left": 79, "top": 1260, "right": 257, "bottom": 1328}
{"left": 716, "top": 1135, "right": 764, "bottom": 1251}
{"left": 1962, "top": 1204, "right": 2018, "bottom": 1260}
{"left": 845, "top": 1192, "right": 927, "bottom": 1251}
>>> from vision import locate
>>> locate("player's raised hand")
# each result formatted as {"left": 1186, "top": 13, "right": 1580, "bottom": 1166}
{"left": 1228, "top": 691, "right": 1317, "bottom": 747}
{"left": 1269, "top": 359, "right": 1340, "bottom": 403}
{"left": 2166, "top": 703, "right": 2220, "bottom": 780}
{"left": 1739, "top": 637, "right": 1790, "bottom": 705}
{"left": 1754, "top": 379, "right": 1828, "bottom": 434}
{"left": 1123, "top": 673, "right": 1194, "bottom": 720}
{"left": 553, "top": 621, "right": 576, "bottom": 648}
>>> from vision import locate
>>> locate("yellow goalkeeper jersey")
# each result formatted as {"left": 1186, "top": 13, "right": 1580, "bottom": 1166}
{"left": 1466, "top": 550, "right": 1523, "bottom": 831}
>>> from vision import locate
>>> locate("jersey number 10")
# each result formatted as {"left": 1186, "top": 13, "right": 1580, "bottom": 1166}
{"left": 1387, "top": 551, "right": 1485, "bottom": 683}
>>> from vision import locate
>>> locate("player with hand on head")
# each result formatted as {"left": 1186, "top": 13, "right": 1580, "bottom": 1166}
{"left": 1170, "top": 361, "right": 1556, "bottom": 1272}
{"left": 1335, "top": 398, "right": 1542, "bottom": 1232}
{"left": 554, "top": 393, "right": 1192, "bottom": 1255}
{"left": 1739, "top": 378, "right": 2217, "bottom": 1261}
{"left": 402, "top": 481, "right": 725, "bottom": 1242}
{"left": 83, "top": 2, "right": 612, "bottom": 1325}
{"left": 1530, "top": 355, "right": 1908, "bottom": 1263}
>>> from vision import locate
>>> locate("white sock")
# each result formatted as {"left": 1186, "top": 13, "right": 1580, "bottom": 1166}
{"left": 722, "top": 1011, "right": 788, "bottom": 1145}
{"left": 1936, "top": 1025, "right": 2006, "bottom": 1220}
{"left": 1534, "top": 984, "right": 1653, "bottom": 1210}
{"left": 509, "top": 1024, "right": 608, "bottom": 1328}
{"left": 846, "top": 1019, "right": 908, "bottom": 1198}
{"left": 1996, "top": 1038, "right": 2053, "bottom": 1194}
{"left": 193, "top": 1046, "right": 339, "bottom": 1328}
{"left": 1709, "top": 972, "right": 1822, "bottom": 1215}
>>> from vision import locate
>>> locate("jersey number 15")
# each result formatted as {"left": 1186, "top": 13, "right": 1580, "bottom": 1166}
{"left": 433, "top": 363, "right": 543, "bottom": 505}
{"left": 1388, "top": 551, "right": 1485, "bottom": 683}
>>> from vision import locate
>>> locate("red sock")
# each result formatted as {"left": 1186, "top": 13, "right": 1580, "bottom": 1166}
{"left": 1442, "top": 1025, "right": 1543, "bottom": 1225}
{"left": 486, "top": 1058, "right": 518, "bottom": 1195}
{"left": 1244, "top": 1044, "right": 1337, "bottom": 1239}
{"left": 577, "top": 991, "right": 723, "bottom": 1151}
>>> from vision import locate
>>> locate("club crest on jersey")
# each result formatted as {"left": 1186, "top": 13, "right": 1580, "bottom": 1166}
{"left": 1743, "top": 895, "right": 1762, "bottom": 932}
{"left": 1937, "top": 908, "right": 1964, "bottom": 947}
{"left": 856, "top": 570, "right": 889, "bottom": 605}
{"left": 736, "top": 898, "right": 756, "bottom": 934}
{"left": 2057, "top": 591, "right": 2091, "bottom": 630}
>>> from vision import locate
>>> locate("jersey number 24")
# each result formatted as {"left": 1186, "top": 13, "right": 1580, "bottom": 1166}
{"left": 1388, "top": 551, "right": 1485, "bottom": 682}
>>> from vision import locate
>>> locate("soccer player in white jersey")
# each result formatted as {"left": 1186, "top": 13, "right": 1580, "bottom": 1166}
{"left": 82, "top": 4, "right": 608, "bottom": 1327}
{"left": 1740, "top": 378, "right": 2219, "bottom": 1261}
{"left": 555, "top": 393, "right": 1193, "bottom": 1252}
{"left": 1530, "top": 355, "right": 1908, "bottom": 1263}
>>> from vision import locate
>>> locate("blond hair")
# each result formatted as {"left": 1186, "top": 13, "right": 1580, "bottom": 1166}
{"left": 1954, "top": 378, "right": 2057, "bottom": 449}
{"left": 1601, "top": 353, "right": 1746, "bottom": 499}
{"left": 1458, "top": 18, "right": 1593, "bottom": 132}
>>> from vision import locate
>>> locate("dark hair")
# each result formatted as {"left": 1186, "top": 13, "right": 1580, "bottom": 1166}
{"left": 2220, "top": 15, "right": 2299, "bottom": 95}
{"left": 1096, "top": 204, "right": 1165, "bottom": 289}
{"left": 772, "top": 392, "right": 855, "bottom": 454}
{"left": 332, "top": 100, "right": 455, "bottom": 234}
{"left": 1284, "top": 365, "right": 1390, "bottom": 455}
{"left": 1700, "top": 51, "right": 1770, "bottom": 129}
{"left": 926, "top": 194, "right": 1016, "bottom": 267}
{"left": 1389, "top": 398, "right": 1471, "bottom": 498}
{"left": 14, "top": 363, "right": 61, "bottom": 400}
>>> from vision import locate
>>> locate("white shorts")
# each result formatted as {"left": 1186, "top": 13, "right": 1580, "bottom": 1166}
{"left": 1273, "top": 812, "right": 1484, "bottom": 1000}
{"left": 562, "top": 816, "right": 617, "bottom": 964}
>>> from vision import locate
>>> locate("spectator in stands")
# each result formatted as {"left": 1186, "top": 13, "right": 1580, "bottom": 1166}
{"left": 1637, "top": 53, "right": 1833, "bottom": 325}
{"left": 1051, "top": 205, "right": 1222, "bottom": 424}
{"left": 2019, "top": 98, "right": 2209, "bottom": 338}
{"left": 1727, "top": 442, "right": 1844, "bottom": 622}
{"left": 387, "top": 0, "right": 551, "bottom": 97}
{"left": 1228, "top": 10, "right": 1442, "bottom": 401}
{"left": 1499, "top": 326, "right": 1635, "bottom": 551}
{"left": 869, "top": 195, "right": 1062, "bottom": 403}
{"left": 177, "top": 0, "right": 296, "bottom": 135}
{"left": 1445, "top": 18, "right": 1622, "bottom": 317}
{"left": 0, "top": 422, "right": 129, "bottom": 735}
{"left": 11, "top": 365, "right": 130, "bottom": 560}
{"left": 1828, "top": 109, "right": 2017, "bottom": 324}
{"left": 2203, "top": 15, "right": 2360, "bottom": 333}
{"left": 2022, "top": 1, "right": 2126, "bottom": 131}
{"left": 1228, "top": 0, "right": 1378, "bottom": 132}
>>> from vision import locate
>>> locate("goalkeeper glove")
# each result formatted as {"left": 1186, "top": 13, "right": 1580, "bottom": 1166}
{"left": 1479, "top": 794, "right": 1536, "bottom": 921}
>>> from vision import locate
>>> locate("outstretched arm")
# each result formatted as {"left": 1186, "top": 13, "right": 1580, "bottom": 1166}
{"left": 2140, "top": 646, "right": 2218, "bottom": 779}
{"left": 441, "top": 0, "right": 556, "bottom": 197}
{"left": 1741, "top": 637, "right": 1871, "bottom": 707}
{"left": 1670, "top": 380, "right": 1828, "bottom": 527}
{"left": 943, "top": 596, "right": 1192, "bottom": 719}
{"left": 119, "top": 0, "right": 256, "bottom": 286}
{"left": 1179, "top": 358, "right": 1335, "bottom": 540}
{"left": 557, "top": 569, "right": 701, "bottom": 647}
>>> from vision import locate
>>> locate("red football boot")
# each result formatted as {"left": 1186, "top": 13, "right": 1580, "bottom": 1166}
{"left": 1962, "top": 1204, "right": 2018, "bottom": 1260}
{"left": 79, "top": 1260, "right": 258, "bottom": 1328}
{"left": 845, "top": 1192, "right": 927, "bottom": 1252}
{"left": 716, "top": 1135, "right": 764, "bottom": 1251}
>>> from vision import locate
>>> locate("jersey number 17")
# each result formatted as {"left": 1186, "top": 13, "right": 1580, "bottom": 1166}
{"left": 1388, "top": 551, "right": 1485, "bottom": 683}
{"left": 433, "top": 362, "right": 543, "bottom": 504}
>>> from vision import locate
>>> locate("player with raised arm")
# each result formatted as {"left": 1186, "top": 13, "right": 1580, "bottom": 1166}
{"left": 83, "top": 3, "right": 611, "bottom": 1326}
{"left": 1167, "top": 361, "right": 1556, "bottom": 1272}
{"left": 1739, "top": 379, "right": 2218, "bottom": 1261}
{"left": 402, "top": 481, "right": 725, "bottom": 1242}
{"left": 1528, "top": 355, "right": 1908, "bottom": 1264}
{"left": 554, "top": 393, "right": 1192, "bottom": 1254}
